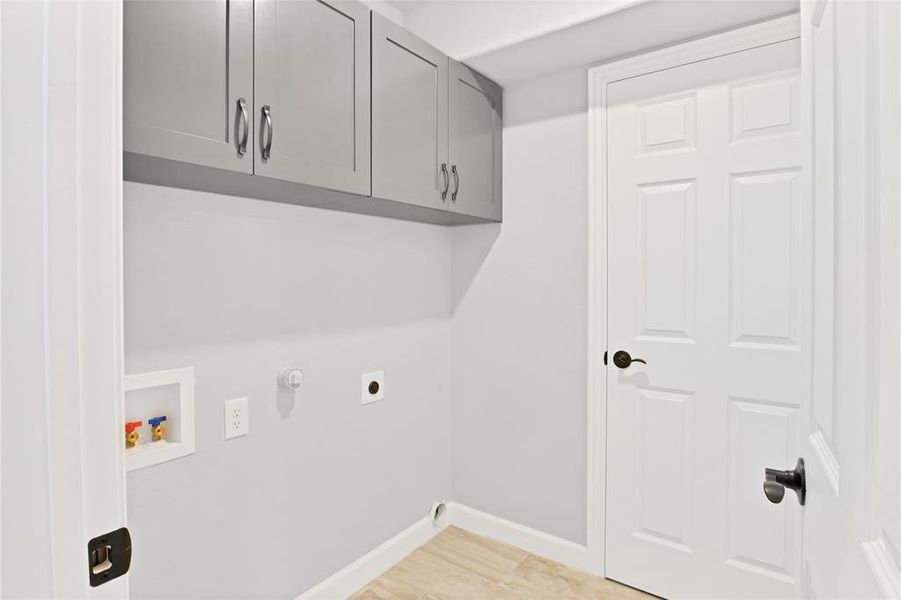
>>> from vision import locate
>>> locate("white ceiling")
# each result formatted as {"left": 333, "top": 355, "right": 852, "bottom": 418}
{"left": 402, "top": 1, "right": 642, "bottom": 61}
{"left": 401, "top": 0, "right": 799, "bottom": 85}
{"left": 384, "top": 0, "right": 431, "bottom": 12}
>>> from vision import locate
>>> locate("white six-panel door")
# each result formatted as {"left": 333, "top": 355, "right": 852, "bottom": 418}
{"left": 801, "top": 1, "right": 901, "bottom": 597}
{"left": 605, "top": 39, "right": 806, "bottom": 599}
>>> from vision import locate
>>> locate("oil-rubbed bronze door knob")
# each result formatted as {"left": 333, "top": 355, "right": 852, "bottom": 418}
{"left": 763, "top": 458, "right": 806, "bottom": 506}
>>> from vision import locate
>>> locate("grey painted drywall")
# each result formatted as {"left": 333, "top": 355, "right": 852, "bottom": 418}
{"left": 124, "top": 182, "right": 453, "bottom": 598}
{"left": 450, "top": 67, "right": 589, "bottom": 544}
{"left": 124, "top": 57, "right": 591, "bottom": 600}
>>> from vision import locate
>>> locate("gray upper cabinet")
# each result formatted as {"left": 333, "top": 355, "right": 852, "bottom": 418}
{"left": 124, "top": 3, "right": 502, "bottom": 224}
{"left": 124, "top": 0, "right": 253, "bottom": 173}
{"left": 448, "top": 61, "right": 503, "bottom": 221}
{"left": 254, "top": 0, "right": 371, "bottom": 196}
{"left": 371, "top": 12, "right": 448, "bottom": 211}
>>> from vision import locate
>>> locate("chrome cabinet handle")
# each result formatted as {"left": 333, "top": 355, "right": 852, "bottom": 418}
{"left": 451, "top": 165, "right": 459, "bottom": 202}
{"left": 440, "top": 163, "right": 449, "bottom": 200}
{"left": 261, "top": 105, "right": 273, "bottom": 160}
{"left": 236, "top": 98, "right": 249, "bottom": 155}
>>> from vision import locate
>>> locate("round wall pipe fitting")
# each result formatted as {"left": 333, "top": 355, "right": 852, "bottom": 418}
{"left": 278, "top": 367, "right": 304, "bottom": 390}
{"left": 430, "top": 501, "right": 447, "bottom": 527}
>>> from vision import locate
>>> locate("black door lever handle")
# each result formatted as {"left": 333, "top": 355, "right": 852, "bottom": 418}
{"left": 763, "top": 458, "right": 806, "bottom": 506}
{"left": 612, "top": 350, "right": 647, "bottom": 369}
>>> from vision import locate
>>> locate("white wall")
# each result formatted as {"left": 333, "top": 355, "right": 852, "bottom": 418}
{"left": 124, "top": 183, "right": 453, "bottom": 598}
{"left": 450, "top": 67, "right": 589, "bottom": 543}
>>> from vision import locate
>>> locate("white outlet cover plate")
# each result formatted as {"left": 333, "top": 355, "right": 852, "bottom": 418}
{"left": 361, "top": 371, "right": 384, "bottom": 405}
{"left": 224, "top": 397, "right": 249, "bottom": 440}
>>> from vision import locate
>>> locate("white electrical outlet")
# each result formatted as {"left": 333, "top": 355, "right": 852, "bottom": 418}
{"left": 361, "top": 371, "right": 385, "bottom": 405}
{"left": 224, "top": 397, "right": 249, "bottom": 440}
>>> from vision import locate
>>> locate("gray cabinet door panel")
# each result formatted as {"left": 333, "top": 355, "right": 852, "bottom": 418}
{"left": 124, "top": 0, "right": 253, "bottom": 173}
{"left": 449, "top": 61, "right": 502, "bottom": 221}
{"left": 254, "top": 0, "right": 371, "bottom": 196}
{"left": 371, "top": 12, "right": 448, "bottom": 210}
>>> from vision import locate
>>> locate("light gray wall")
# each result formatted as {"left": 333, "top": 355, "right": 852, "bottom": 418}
{"left": 124, "top": 182, "right": 453, "bottom": 598}
{"left": 124, "top": 51, "right": 592, "bottom": 600}
{"left": 450, "top": 67, "right": 589, "bottom": 544}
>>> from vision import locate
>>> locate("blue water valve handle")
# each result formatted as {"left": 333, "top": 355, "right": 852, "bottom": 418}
{"left": 148, "top": 415, "right": 167, "bottom": 427}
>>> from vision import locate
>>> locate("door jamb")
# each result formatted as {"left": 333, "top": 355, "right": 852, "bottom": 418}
{"left": 585, "top": 13, "right": 802, "bottom": 576}
{"left": 44, "top": 1, "right": 128, "bottom": 596}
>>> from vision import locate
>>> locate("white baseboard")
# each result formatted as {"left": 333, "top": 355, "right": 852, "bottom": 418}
{"left": 296, "top": 516, "right": 445, "bottom": 600}
{"left": 446, "top": 502, "right": 592, "bottom": 573}
{"left": 296, "top": 502, "right": 593, "bottom": 599}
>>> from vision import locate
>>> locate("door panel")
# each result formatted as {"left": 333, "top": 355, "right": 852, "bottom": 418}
{"left": 254, "top": 0, "right": 370, "bottom": 195}
{"left": 801, "top": 1, "right": 894, "bottom": 597}
{"left": 729, "top": 168, "right": 801, "bottom": 347}
{"left": 606, "top": 39, "right": 805, "bottom": 599}
{"left": 371, "top": 11, "right": 448, "bottom": 210}
{"left": 635, "top": 387, "right": 695, "bottom": 552}
{"left": 638, "top": 179, "right": 696, "bottom": 341}
{"left": 124, "top": 0, "right": 253, "bottom": 172}
{"left": 725, "top": 398, "right": 799, "bottom": 580}
{"left": 449, "top": 61, "right": 503, "bottom": 221}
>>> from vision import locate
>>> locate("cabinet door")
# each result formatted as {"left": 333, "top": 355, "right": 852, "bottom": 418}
{"left": 448, "top": 61, "right": 503, "bottom": 221}
{"left": 371, "top": 12, "right": 448, "bottom": 210}
{"left": 254, "top": 0, "right": 371, "bottom": 196}
{"left": 124, "top": 0, "right": 253, "bottom": 173}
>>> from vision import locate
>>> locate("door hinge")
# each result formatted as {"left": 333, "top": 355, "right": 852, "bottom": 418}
{"left": 603, "top": 350, "right": 607, "bottom": 365}
{"left": 87, "top": 527, "right": 132, "bottom": 587}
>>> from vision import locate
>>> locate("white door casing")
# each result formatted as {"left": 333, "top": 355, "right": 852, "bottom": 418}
{"left": 1, "top": 1, "right": 128, "bottom": 597}
{"left": 592, "top": 17, "right": 807, "bottom": 598}
{"left": 586, "top": 17, "right": 802, "bottom": 578}
{"left": 590, "top": 8, "right": 901, "bottom": 600}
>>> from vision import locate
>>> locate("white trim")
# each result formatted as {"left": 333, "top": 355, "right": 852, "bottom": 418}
{"left": 588, "top": 13, "right": 799, "bottom": 89}
{"left": 74, "top": 2, "right": 128, "bottom": 594}
{"left": 447, "top": 503, "right": 591, "bottom": 573}
{"left": 296, "top": 503, "right": 593, "bottom": 599}
{"left": 585, "top": 13, "right": 801, "bottom": 579}
{"left": 865, "top": 6, "right": 901, "bottom": 599}
{"left": 809, "top": 430, "right": 840, "bottom": 496}
{"left": 295, "top": 517, "right": 445, "bottom": 600}
{"left": 811, "top": 0, "right": 827, "bottom": 27}
{"left": 891, "top": 0, "right": 901, "bottom": 580}
{"left": 0, "top": 5, "right": 4, "bottom": 591}
{"left": 862, "top": 538, "right": 901, "bottom": 599}
{"left": 39, "top": 1, "right": 127, "bottom": 596}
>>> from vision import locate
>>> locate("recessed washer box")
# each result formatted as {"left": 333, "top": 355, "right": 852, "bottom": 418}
{"left": 123, "top": 367, "right": 195, "bottom": 471}
{"left": 361, "top": 371, "right": 384, "bottom": 405}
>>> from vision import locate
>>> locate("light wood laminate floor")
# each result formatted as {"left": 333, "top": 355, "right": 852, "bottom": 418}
{"left": 351, "top": 526, "right": 654, "bottom": 600}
